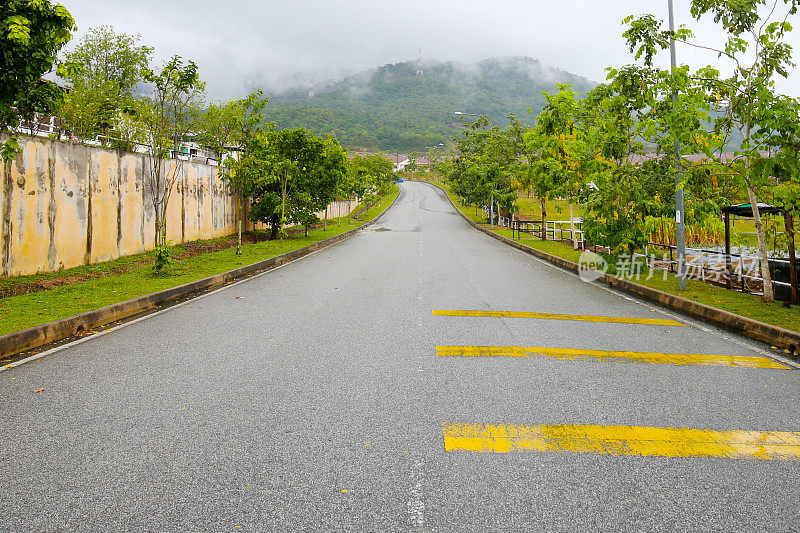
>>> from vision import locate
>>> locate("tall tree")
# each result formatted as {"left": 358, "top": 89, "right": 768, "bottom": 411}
{"left": 203, "top": 90, "right": 268, "bottom": 253}
{"left": 140, "top": 56, "right": 205, "bottom": 248}
{"left": 1, "top": 0, "right": 74, "bottom": 160}
{"left": 525, "top": 85, "right": 585, "bottom": 240}
{"left": 245, "top": 128, "right": 345, "bottom": 240}
{"left": 623, "top": 0, "right": 799, "bottom": 301}
{"left": 446, "top": 115, "right": 524, "bottom": 222}
{"left": 59, "top": 25, "right": 152, "bottom": 144}
{"left": 577, "top": 79, "right": 664, "bottom": 256}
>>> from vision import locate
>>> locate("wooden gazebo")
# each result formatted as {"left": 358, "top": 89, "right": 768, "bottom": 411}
{"left": 722, "top": 203, "right": 798, "bottom": 303}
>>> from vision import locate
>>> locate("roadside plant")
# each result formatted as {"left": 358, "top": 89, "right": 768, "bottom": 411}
{"left": 622, "top": 0, "right": 799, "bottom": 301}
{"left": 152, "top": 240, "right": 173, "bottom": 274}
{"left": 1, "top": 0, "right": 75, "bottom": 160}
{"left": 139, "top": 55, "right": 205, "bottom": 249}
{"left": 206, "top": 90, "right": 269, "bottom": 254}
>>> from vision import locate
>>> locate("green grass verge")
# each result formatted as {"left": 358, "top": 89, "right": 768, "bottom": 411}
{"left": 0, "top": 185, "right": 399, "bottom": 336}
{"left": 440, "top": 183, "right": 800, "bottom": 336}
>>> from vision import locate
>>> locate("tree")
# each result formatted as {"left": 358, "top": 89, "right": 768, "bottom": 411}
{"left": 525, "top": 85, "right": 586, "bottom": 241}
{"left": 290, "top": 136, "right": 346, "bottom": 235}
{"left": 140, "top": 56, "right": 205, "bottom": 248}
{"left": 1, "top": 0, "right": 75, "bottom": 160}
{"left": 203, "top": 90, "right": 268, "bottom": 253}
{"left": 316, "top": 136, "right": 348, "bottom": 229}
{"left": 576, "top": 80, "right": 664, "bottom": 257}
{"left": 622, "top": 0, "right": 799, "bottom": 300}
{"left": 446, "top": 115, "right": 524, "bottom": 223}
{"left": 58, "top": 25, "right": 152, "bottom": 144}
{"left": 245, "top": 128, "right": 345, "bottom": 240}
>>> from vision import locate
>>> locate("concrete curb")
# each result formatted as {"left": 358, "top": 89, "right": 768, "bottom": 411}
{"left": 426, "top": 181, "right": 800, "bottom": 355}
{"left": 0, "top": 189, "right": 401, "bottom": 360}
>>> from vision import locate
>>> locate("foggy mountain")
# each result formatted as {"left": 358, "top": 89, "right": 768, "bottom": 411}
{"left": 264, "top": 57, "right": 597, "bottom": 152}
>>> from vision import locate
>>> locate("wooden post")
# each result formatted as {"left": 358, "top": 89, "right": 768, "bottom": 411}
{"left": 785, "top": 210, "right": 798, "bottom": 304}
{"left": 740, "top": 253, "right": 746, "bottom": 293}
{"left": 570, "top": 203, "right": 577, "bottom": 249}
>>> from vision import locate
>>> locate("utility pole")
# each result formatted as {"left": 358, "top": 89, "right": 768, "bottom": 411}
{"left": 669, "top": 0, "right": 687, "bottom": 291}
{"left": 490, "top": 193, "right": 494, "bottom": 228}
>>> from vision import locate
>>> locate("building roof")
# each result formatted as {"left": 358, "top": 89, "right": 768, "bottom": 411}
{"left": 721, "top": 203, "right": 782, "bottom": 217}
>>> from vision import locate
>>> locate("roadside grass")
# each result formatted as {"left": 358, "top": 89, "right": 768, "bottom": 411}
{"left": 441, "top": 184, "right": 800, "bottom": 336}
{"left": 0, "top": 185, "right": 399, "bottom": 336}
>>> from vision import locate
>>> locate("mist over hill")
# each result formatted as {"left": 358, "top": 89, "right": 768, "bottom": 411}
{"left": 264, "top": 57, "right": 597, "bottom": 152}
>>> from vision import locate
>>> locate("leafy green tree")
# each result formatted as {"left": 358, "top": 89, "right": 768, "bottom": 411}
{"left": 1, "top": 0, "right": 74, "bottom": 160}
{"left": 291, "top": 136, "right": 347, "bottom": 235}
{"left": 316, "top": 136, "right": 348, "bottom": 229}
{"left": 244, "top": 128, "right": 344, "bottom": 240}
{"left": 622, "top": 0, "right": 799, "bottom": 300}
{"left": 524, "top": 85, "right": 587, "bottom": 240}
{"left": 446, "top": 115, "right": 524, "bottom": 223}
{"left": 577, "top": 81, "right": 661, "bottom": 256}
{"left": 58, "top": 25, "right": 152, "bottom": 144}
{"left": 203, "top": 90, "right": 268, "bottom": 253}
{"left": 140, "top": 56, "right": 205, "bottom": 247}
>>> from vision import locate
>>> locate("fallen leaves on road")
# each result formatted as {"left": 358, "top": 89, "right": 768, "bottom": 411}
{"left": 33, "top": 388, "right": 47, "bottom": 393}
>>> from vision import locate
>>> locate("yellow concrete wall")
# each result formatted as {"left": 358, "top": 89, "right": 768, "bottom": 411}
{"left": 0, "top": 135, "right": 364, "bottom": 277}
{"left": 0, "top": 135, "right": 239, "bottom": 277}
{"left": 89, "top": 149, "right": 120, "bottom": 264}
{"left": 52, "top": 141, "right": 87, "bottom": 271}
{"left": 118, "top": 154, "right": 143, "bottom": 257}
{"left": 6, "top": 138, "right": 51, "bottom": 276}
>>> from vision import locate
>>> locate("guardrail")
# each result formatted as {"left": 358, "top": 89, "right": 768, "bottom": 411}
{"left": 481, "top": 208, "right": 585, "bottom": 245}
{"left": 478, "top": 205, "right": 794, "bottom": 298}
{"left": 635, "top": 243, "right": 794, "bottom": 295}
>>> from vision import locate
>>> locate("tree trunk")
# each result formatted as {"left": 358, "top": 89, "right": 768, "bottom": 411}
{"left": 269, "top": 222, "right": 279, "bottom": 241}
{"left": 748, "top": 185, "right": 774, "bottom": 302}
{"left": 570, "top": 203, "right": 577, "bottom": 249}
{"left": 236, "top": 195, "right": 242, "bottom": 255}
{"left": 540, "top": 197, "right": 547, "bottom": 241}
{"left": 153, "top": 207, "right": 162, "bottom": 248}
{"left": 280, "top": 169, "right": 288, "bottom": 236}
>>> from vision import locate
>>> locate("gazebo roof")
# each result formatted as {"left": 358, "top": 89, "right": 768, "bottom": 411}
{"left": 721, "top": 203, "right": 782, "bottom": 217}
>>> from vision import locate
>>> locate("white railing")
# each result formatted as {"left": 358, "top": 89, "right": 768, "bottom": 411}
{"left": 636, "top": 243, "right": 795, "bottom": 294}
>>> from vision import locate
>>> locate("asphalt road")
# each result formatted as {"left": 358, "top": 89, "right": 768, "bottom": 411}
{"left": 2, "top": 181, "right": 800, "bottom": 531}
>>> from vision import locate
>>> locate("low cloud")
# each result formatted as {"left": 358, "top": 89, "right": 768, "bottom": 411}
{"left": 59, "top": 0, "right": 799, "bottom": 99}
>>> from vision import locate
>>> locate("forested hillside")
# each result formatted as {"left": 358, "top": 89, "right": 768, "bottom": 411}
{"left": 265, "top": 57, "right": 596, "bottom": 151}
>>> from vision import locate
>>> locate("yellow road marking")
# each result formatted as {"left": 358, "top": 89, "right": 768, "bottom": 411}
{"left": 436, "top": 345, "right": 789, "bottom": 369}
{"left": 443, "top": 423, "right": 800, "bottom": 460}
{"left": 432, "top": 309, "right": 684, "bottom": 326}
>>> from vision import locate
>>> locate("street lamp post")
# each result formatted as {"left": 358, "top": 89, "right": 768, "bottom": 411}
{"left": 668, "top": 0, "right": 688, "bottom": 291}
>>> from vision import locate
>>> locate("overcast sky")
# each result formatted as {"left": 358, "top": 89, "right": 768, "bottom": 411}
{"left": 59, "top": 0, "right": 800, "bottom": 100}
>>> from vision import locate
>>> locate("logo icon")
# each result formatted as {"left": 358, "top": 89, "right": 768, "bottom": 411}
{"left": 578, "top": 251, "right": 608, "bottom": 283}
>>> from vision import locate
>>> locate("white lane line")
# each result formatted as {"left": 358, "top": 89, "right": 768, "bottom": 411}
{"left": 0, "top": 244, "right": 334, "bottom": 373}
{"left": 406, "top": 458, "right": 426, "bottom": 530}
